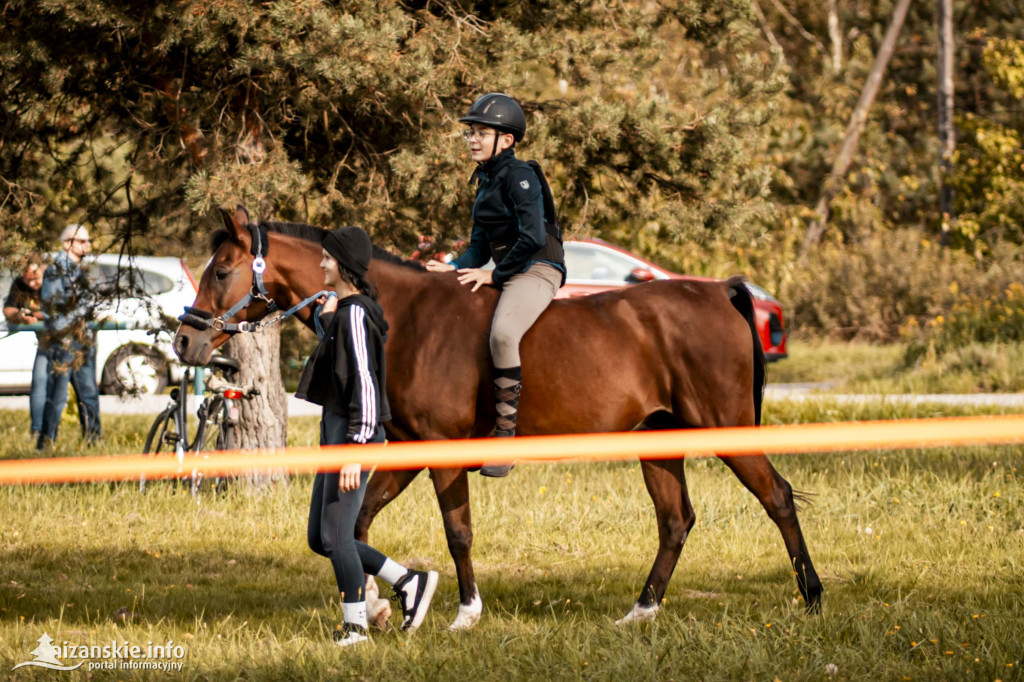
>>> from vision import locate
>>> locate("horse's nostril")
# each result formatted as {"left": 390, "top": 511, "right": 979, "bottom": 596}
{"left": 175, "top": 334, "right": 189, "bottom": 354}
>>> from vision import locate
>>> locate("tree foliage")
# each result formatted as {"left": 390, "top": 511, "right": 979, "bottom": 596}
{"left": 1, "top": 0, "right": 784, "bottom": 261}
{"left": 2, "top": 0, "right": 1024, "bottom": 342}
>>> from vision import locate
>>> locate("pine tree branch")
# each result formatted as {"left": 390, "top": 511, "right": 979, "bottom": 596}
{"left": 765, "top": 0, "right": 827, "bottom": 58}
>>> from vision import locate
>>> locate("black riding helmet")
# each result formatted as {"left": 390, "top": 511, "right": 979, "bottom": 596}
{"left": 460, "top": 93, "right": 527, "bottom": 161}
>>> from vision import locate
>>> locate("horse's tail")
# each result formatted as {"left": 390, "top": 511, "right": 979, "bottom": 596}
{"left": 726, "top": 276, "right": 766, "bottom": 426}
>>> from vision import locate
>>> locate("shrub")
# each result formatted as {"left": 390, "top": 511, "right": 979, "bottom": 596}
{"left": 903, "top": 282, "right": 1024, "bottom": 363}
{"left": 779, "top": 230, "right": 1024, "bottom": 343}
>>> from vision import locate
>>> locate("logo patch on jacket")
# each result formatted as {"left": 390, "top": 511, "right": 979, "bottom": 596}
{"left": 520, "top": 180, "right": 530, "bottom": 189}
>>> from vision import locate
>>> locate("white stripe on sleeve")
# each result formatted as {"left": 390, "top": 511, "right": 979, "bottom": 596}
{"left": 348, "top": 305, "right": 376, "bottom": 443}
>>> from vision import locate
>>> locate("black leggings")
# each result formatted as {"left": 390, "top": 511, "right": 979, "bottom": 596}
{"left": 307, "top": 412, "right": 387, "bottom": 603}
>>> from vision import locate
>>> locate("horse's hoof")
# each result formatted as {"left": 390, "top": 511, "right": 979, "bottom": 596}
{"left": 615, "top": 603, "right": 659, "bottom": 625}
{"left": 447, "top": 590, "right": 482, "bottom": 631}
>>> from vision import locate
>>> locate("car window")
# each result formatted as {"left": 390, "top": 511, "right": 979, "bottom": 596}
{"left": 563, "top": 245, "right": 637, "bottom": 282}
{"left": 94, "top": 263, "right": 173, "bottom": 296}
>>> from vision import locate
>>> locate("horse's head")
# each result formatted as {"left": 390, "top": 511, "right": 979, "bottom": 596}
{"left": 173, "top": 205, "right": 285, "bottom": 366}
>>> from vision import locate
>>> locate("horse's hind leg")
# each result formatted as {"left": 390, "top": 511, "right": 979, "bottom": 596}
{"left": 429, "top": 467, "right": 481, "bottom": 630}
{"left": 719, "top": 453, "right": 823, "bottom": 612}
{"left": 356, "top": 468, "right": 422, "bottom": 629}
{"left": 617, "top": 457, "right": 696, "bottom": 624}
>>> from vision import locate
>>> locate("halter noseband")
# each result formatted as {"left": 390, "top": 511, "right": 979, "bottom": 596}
{"left": 178, "top": 222, "right": 279, "bottom": 334}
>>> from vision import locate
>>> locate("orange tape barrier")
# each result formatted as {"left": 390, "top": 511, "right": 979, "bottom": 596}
{"left": 1, "top": 414, "right": 1022, "bottom": 486}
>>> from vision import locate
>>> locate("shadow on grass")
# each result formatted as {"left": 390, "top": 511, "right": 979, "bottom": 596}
{"left": 0, "top": 539, "right": 826, "bottom": 629}
{"left": 0, "top": 543, "right": 317, "bottom": 627}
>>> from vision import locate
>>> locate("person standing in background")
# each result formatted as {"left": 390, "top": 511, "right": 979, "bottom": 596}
{"left": 37, "top": 224, "right": 102, "bottom": 449}
{"left": 3, "top": 257, "right": 46, "bottom": 439}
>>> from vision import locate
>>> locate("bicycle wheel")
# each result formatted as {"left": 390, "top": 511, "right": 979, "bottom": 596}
{"left": 192, "top": 397, "right": 235, "bottom": 495}
{"left": 192, "top": 396, "right": 226, "bottom": 453}
{"left": 216, "top": 405, "right": 235, "bottom": 450}
{"left": 143, "top": 406, "right": 178, "bottom": 454}
{"left": 212, "top": 401, "right": 236, "bottom": 493}
{"left": 142, "top": 404, "right": 181, "bottom": 494}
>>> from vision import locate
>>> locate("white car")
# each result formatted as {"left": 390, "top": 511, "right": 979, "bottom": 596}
{"left": 0, "top": 254, "right": 198, "bottom": 395}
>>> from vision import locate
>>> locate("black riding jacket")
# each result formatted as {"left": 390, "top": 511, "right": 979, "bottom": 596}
{"left": 450, "top": 149, "right": 566, "bottom": 288}
{"left": 295, "top": 295, "right": 391, "bottom": 444}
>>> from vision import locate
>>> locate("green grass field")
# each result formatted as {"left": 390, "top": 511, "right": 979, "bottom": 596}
{"left": 770, "top": 340, "right": 1024, "bottom": 395}
{"left": 1, "top": 399, "right": 1022, "bottom": 680}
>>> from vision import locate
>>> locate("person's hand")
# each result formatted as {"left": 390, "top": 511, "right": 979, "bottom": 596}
{"left": 425, "top": 260, "right": 456, "bottom": 273}
{"left": 456, "top": 268, "right": 494, "bottom": 292}
{"left": 317, "top": 294, "right": 338, "bottom": 315}
{"left": 338, "top": 462, "right": 361, "bottom": 492}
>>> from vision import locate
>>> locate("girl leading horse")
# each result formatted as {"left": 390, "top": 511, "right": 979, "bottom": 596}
{"left": 174, "top": 206, "right": 822, "bottom": 630}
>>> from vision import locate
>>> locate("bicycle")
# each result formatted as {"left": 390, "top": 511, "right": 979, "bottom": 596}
{"left": 141, "top": 354, "right": 258, "bottom": 497}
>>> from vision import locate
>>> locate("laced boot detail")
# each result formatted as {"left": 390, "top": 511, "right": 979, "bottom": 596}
{"left": 482, "top": 366, "right": 521, "bottom": 477}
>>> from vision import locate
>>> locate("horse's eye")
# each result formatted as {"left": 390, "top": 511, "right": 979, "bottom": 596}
{"left": 214, "top": 268, "right": 230, "bottom": 281}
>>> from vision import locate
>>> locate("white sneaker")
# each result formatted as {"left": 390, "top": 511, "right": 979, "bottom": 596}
{"left": 333, "top": 624, "right": 369, "bottom": 647}
{"left": 393, "top": 569, "right": 439, "bottom": 632}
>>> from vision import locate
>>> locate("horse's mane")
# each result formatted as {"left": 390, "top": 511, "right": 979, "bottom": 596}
{"left": 209, "top": 220, "right": 425, "bottom": 270}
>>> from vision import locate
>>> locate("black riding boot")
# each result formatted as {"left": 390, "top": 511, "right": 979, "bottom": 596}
{"left": 481, "top": 366, "right": 521, "bottom": 478}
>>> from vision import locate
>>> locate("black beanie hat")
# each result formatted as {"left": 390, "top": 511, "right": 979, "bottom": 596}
{"left": 322, "top": 226, "right": 372, "bottom": 278}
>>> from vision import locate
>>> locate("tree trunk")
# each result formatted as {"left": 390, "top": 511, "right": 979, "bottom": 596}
{"left": 800, "top": 0, "right": 914, "bottom": 260}
{"left": 828, "top": 0, "right": 842, "bottom": 72}
{"left": 223, "top": 325, "right": 289, "bottom": 487}
{"left": 937, "top": 0, "right": 956, "bottom": 246}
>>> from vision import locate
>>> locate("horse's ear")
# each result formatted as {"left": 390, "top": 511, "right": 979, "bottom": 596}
{"left": 234, "top": 205, "right": 251, "bottom": 226}
{"left": 217, "top": 205, "right": 251, "bottom": 244}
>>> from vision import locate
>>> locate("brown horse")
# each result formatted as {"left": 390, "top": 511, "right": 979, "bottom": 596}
{"left": 174, "top": 206, "right": 822, "bottom": 628}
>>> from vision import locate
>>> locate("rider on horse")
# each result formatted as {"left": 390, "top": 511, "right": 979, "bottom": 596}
{"left": 426, "top": 93, "right": 566, "bottom": 478}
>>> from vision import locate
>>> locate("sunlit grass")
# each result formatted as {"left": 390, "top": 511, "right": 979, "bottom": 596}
{"left": 769, "top": 339, "right": 1024, "bottom": 394}
{"left": 0, "top": 403, "right": 1021, "bottom": 680}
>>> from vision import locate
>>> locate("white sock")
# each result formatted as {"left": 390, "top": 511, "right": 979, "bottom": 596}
{"left": 342, "top": 601, "right": 368, "bottom": 629}
{"left": 375, "top": 558, "right": 408, "bottom": 586}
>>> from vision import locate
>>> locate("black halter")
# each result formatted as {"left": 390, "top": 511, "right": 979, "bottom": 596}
{"left": 178, "top": 222, "right": 279, "bottom": 334}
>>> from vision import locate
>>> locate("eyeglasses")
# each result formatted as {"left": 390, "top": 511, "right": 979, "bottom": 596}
{"left": 72, "top": 238, "right": 91, "bottom": 244}
{"left": 462, "top": 129, "right": 496, "bottom": 142}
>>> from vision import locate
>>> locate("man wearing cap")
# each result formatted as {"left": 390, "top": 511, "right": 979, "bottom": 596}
{"left": 37, "top": 223, "right": 102, "bottom": 449}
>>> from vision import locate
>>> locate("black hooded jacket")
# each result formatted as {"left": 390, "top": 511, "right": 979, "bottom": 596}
{"left": 295, "top": 294, "right": 391, "bottom": 443}
{"left": 450, "top": 148, "right": 565, "bottom": 287}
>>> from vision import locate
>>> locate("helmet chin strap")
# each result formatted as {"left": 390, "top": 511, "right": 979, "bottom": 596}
{"left": 478, "top": 130, "right": 509, "bottom": 165}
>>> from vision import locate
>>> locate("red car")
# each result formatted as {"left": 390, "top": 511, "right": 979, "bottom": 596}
{"left": 559, "top": 239, "right": 788, "bottom": 361}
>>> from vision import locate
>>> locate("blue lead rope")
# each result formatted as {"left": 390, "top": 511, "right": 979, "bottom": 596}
{"left": 250, "top": 289, "right": 334, "bottom": 334}
{"left": 7, "top": 291, "right": 334, "bottom": 339}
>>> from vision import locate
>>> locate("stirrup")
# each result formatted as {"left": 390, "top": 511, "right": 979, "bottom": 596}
{"left": 480, "top": 463, "right": 515, "bottom": 477}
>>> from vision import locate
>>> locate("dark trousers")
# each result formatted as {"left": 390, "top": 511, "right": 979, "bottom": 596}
{"left": 37, "top": 343, "right": 102, "bottom": 449}
{"left": 29, "top": 348, "right": 47, "bottom": 434}
{"left": 307, "top": 411, "right": 387, "bottom": 603}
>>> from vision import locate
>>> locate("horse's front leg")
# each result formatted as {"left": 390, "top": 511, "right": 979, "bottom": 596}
{"left": 356, "top": 468, "right": 423, "bottom": 544}
{"left": 357, "top": 467, "right": 423, "bottom": 629}
{"left": 429, "top": 466, "right": 481, "bottom": 630}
